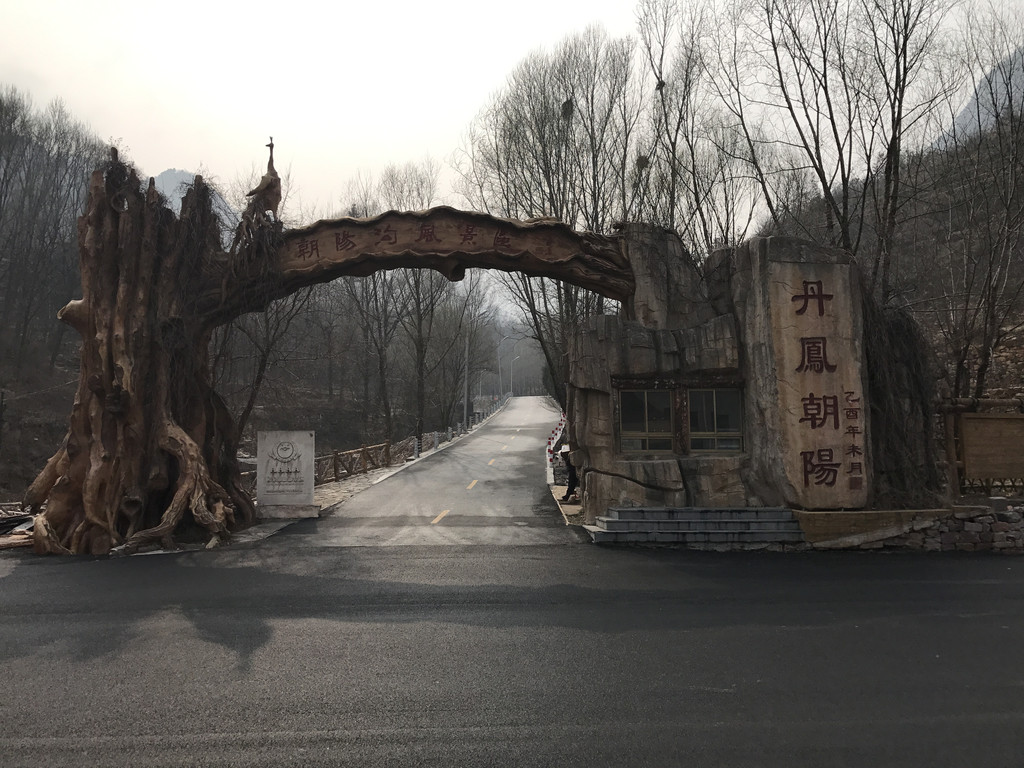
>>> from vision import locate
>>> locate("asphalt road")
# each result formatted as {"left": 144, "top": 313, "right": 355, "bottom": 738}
{"left": 292, "top": 396, "right": 576, "bottom": 546}
{"left": 2, "top": 398, "right": 1024, "bottom": 767}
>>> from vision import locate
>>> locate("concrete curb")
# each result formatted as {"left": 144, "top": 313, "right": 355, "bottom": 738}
{"left": 550, "top": 485, "right": 582, "bottom": 525}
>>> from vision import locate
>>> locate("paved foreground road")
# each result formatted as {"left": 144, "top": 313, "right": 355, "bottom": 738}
{"left": 4, "top": 546, "right": 1024, "bottom": 766}
{"left": 2, "top": 400, "right": 1024, "bottom": 766}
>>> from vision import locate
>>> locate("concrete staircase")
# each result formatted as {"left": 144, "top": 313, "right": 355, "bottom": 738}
{"left": 584, "top": 506, "right": 805, "bottom": 547}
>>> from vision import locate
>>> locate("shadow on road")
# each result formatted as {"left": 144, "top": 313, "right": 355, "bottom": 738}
{"left": 3, "top": 545, "right": 1019, "bottom": 673}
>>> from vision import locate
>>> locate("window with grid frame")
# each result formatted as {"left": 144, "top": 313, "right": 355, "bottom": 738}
{"left": 619, "top": 389, "right": 675, "bottom": 452}
{"left": 688, "top": 388, "right": 744, "bottom": 452}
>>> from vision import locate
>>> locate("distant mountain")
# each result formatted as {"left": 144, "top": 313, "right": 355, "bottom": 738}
{"left": 153, "top": 168, "right": 193, "bottom": 212}
{"left": 153, "top": 169, "right": 238, "bottom": 224}
{"left": 152, "top": 169, "right": 239, "bottom": 250}
{"left": 949, "top": 47, "right": 1024, "bottom": 140}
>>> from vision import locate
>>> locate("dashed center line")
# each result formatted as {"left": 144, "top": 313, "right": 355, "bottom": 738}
{"left": 501, "top": 445, "right": 508, "bottom": 451}
{"left": 431, "top": 509, "right": 450, "bottom": 525}
{"left": 466, "top": 479, "right": 478, "bottom": 490}
{"left": 488, "top": 459, "right": 495, "bottom": 466}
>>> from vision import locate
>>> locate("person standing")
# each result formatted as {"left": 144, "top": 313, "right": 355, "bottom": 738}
{"left": 560, "top": 445, "right": 578, "bottom": 502}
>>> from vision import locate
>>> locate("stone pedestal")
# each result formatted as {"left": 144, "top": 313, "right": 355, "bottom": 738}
{"left": 256, "top": 504, "right": 321, "bottom": 520}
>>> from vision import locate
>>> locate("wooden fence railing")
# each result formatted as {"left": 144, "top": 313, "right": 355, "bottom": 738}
{"left": 313, "top": 437, "right": 416, "bottom": 485}
{"left": 239, "top": 436, "right": 418, "bottom": 493}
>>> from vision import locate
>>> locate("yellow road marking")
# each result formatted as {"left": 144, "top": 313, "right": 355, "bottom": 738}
{"left": 501, "top": 445, "right": 508, "bottom": 451}
{"left": 488, "top": 459, "right": 495, "bottom": 466}
{"left": 466, "top": 479, "right": 478, "bottom": 490}
{"left": 431, "top": 509, "right": 450, "bottom": 524}
{"left": 510, "top": 436, "right": 516, "bottom": 441}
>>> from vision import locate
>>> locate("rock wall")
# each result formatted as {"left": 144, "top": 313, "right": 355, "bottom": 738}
{"left": 567, "top": 313, "right": 751, "bottom": 522}
{"left": 808, "top": 508, "right": 1024, "bottom": 553}
{"left": 708, "top": 237, "right": 871, "bottom": 509}
{"left": 618, "top": 223, "right": 713, "bottom": 330}
{"left": 567, "top": 229, "right": 873, "bottom": 523}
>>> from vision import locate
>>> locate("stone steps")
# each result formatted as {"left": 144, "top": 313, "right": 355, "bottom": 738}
{"left": 596, "top": 517, "right": 801, "bottom": 533}
{"left": 585, "top": 506, "right": 805, "bottom": 546}
{"left": 603, "top": 506, "right": 794, "bottom": 522}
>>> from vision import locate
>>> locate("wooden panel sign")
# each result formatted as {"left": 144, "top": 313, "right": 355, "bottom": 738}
{"left": 961, "top": 413, "right": 1024, "bottom": 480}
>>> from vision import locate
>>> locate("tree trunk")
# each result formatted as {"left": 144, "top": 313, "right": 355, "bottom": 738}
{"left": 24, "top": 160, "right": 254, "bottom": 555}
{"left": 377, "top": 348, "right": 394, "bottom": 441}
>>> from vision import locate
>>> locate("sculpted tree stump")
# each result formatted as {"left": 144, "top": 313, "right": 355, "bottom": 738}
{"left": 24, "top": 154, "right": 631, "bottom": 555}
{"left": 24, "top": 159, "right": 256, "bottom": 554}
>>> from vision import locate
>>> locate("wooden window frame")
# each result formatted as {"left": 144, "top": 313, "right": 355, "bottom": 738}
{"left": 612, "top": 374, "right": 745, "bottom": 457}
{"left": 686, "top": 385, "right": 745, "bottom": 454}
{"left": 613, "top": 377, "right": 683, "bottom": 455}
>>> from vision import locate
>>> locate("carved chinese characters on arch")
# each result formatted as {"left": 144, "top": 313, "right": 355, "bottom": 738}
{"left": 288, "top": 219, "right": 528, "bottom": 264}
{"left": 770, "top": 263, "right": 870, "bottom": 509}
{"left": 268, "top": 208, "right": 631, "bottom": 300}
{"left": 285, "top": 219, "right": 528, "bottom": 265}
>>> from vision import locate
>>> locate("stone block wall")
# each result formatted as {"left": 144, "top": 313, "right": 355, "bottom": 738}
{"left": 808, "top": 508, "right": 1024, "bottom": 553}
{"left": 929, "top": 510, "right": 1024, "bottom": 552}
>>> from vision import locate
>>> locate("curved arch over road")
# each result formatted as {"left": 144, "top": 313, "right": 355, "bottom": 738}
{"left": 203, "top": 206, "right": 634, "bottom": 323}
{"left": 27, "top": 165, "right": 636, "bottom": 555}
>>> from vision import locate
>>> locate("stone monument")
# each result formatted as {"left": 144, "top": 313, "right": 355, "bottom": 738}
{"left": 256, "top": 431, "right": 319, "bottom": 519}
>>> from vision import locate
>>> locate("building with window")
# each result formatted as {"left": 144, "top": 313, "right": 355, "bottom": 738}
{"left": 565, "top": 225, "right": 872, "bottom": 523}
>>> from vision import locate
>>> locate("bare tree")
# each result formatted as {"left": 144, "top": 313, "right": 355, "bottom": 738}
{"left": 0, "top": 90, "right": 104, "bottom": 371}
{"left": 454, "top": 27, "right": 644, "bottom": 407}
{"left": 707, "top": 0, "right": 953, "bottom": 298}
{"left": 213, "top": 287, "right": 314, "bottom": 444}
{"left": 909, "top": 5, "right": 1024, "bottom": 396}
{"left": 345, "top": 271, "right": 405, "bottom": 440}
{"left": 427, "top": 271, "right": 499, "bottom": 428}
{"left": 372, "top": 158, "right": 474, "bottom": 439}
{"left": 637, "top": 0, "right": 759, "bottom": 253}
{"left": 859, "top": 0, "right": 957, "bottom": 297}
{"left": 456, "top": 26, "right": 644, "bottom": 232}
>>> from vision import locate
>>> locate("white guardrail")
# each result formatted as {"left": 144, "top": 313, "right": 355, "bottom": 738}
{"left": 545, "top": 413, "right": 568, "bottom": 466}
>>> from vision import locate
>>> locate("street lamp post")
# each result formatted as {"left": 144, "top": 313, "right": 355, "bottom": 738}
{"left": 496, "top": 337, "right": 509, "bottom": 397}
{"left": 510, "top": 355, "right": 520, "bottom": 397}
{"left": 462, "top": 332, "right": 470, "bottom": 428}
{"left": 496, "top": 334, "right": 523, "bottom": 396}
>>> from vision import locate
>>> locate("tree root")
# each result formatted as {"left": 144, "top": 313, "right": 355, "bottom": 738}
{"left": 32, "top": 515, "right": 72, "bottom": 555}
{"left": 109, "top": 425, "right": 233, "bottom": 556}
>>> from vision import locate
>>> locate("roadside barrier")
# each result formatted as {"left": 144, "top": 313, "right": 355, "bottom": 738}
{"left": 546, "top": 413, "right": 567, "bottom": 465}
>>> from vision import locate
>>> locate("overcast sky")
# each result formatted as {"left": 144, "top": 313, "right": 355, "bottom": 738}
{"left": 1, "top": 0, "right": 638, "bottom": 215}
